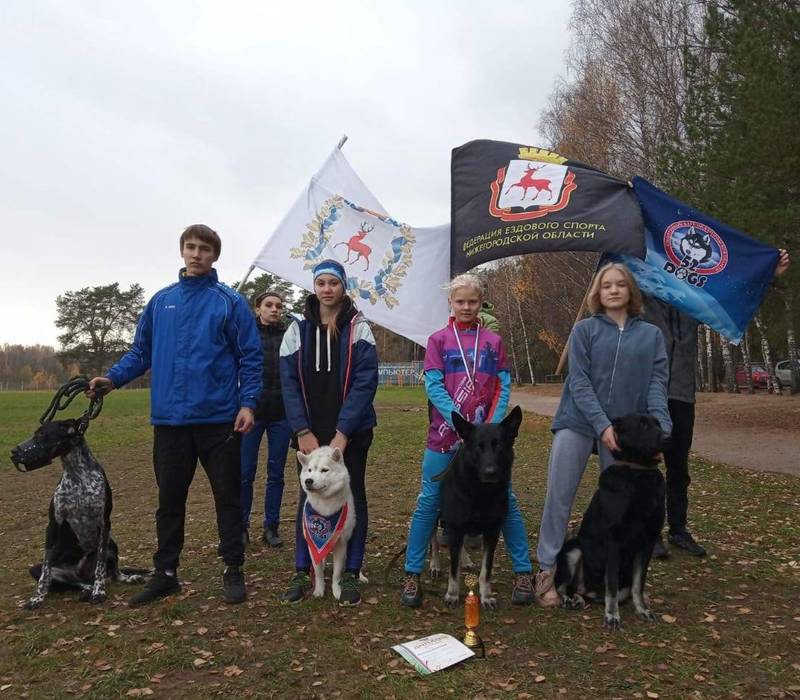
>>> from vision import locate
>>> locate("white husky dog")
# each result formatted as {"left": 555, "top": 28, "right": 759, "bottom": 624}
{"left": 298, "top": 446, "right": 356, "bottom": 601}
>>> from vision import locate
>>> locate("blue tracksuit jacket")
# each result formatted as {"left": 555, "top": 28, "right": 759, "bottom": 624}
{"left": 279, "top": 300, "right": 378, "bottom": 437}
{"left": 106, "top": 268, "right": 262, "bottom": 425}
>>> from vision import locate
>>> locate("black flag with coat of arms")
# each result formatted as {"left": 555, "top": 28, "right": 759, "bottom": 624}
{"left": 450, "top": 139, "right": 645, "bottom": 273}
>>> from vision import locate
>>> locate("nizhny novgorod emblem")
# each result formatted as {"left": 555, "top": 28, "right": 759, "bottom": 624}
{"left": 290, "top": 196, "right": 415, "bottom": 309}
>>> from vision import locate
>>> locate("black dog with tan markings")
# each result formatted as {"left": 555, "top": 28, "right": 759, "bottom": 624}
{"left": 435, "top": 406, "right": 523, "bottom": 609}
{"left": 11, "top": 418, "right": 146, "bottom": 609}
{"left": 554, "top": 413, "right": 670, "bottom": 629}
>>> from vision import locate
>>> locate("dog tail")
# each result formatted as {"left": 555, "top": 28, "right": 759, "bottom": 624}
{"left": 383, "top": 545, "right": 408, "bottom": 586}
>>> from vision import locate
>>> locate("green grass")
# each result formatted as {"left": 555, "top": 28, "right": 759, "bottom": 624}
{"left": 1, "top": 389, "right": 798, "bottom": 698}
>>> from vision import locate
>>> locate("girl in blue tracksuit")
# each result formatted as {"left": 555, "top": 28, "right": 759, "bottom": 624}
{"left": 534, "top": 262, "right": 672, "bottom": 607}
{"left": 279, "top": 259, "right": 378, "bottom": 606}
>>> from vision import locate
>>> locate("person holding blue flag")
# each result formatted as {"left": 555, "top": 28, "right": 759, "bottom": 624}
{"left": 606, "top": 176, "right": 791, "bottom": 557}
{"left": 645, "top": 248, "right": 790, "bottom": 558}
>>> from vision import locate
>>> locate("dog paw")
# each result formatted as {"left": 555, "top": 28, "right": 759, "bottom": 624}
{"left": 562, "top": 594, "right": 586, "bottom": 610}
{"left": 603, "top": 613, "right": 623, "bottom": 631}
{"left": 429, "top": 567, "right": 440, "bottom": 581}
{"left": 444, "top": 592, "right": 459, "bottom": 607}
{"left": 79, "top": 589, "right": 92, "bottom": 603}
{"left": 314, "top": 587, "right": 326, "bottom": 599}
{"left": 23, "top": 599, "right": 42, "bottom": 611}
{"left": 90, "top": 592, "right": 107, "bottom": 605}
{"left": 636, "top": 609, "right": 657, "bottom": 623}
{"left": 481, "top": 597, "right": 497, "bottom": 610}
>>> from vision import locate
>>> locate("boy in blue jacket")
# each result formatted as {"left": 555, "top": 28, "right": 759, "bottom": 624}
{"left": 88, "top": 224, "right": 262, "bottom": 606}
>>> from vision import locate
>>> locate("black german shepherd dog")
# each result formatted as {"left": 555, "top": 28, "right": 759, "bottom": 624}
{"left": 435, "top": 406, "right": 523, "bottom": 609}
{"left": 11, "top": 418, "right": 146, "bottom": 609}
{"left": 555, "top": 413, "right": 670, "bottom": 629}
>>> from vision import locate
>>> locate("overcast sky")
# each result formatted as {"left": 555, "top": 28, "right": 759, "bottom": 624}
{"left": 1, "top": 1, "right": 573, "bottom": 348}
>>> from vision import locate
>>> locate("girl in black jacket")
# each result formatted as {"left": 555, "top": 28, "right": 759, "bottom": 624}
{"left": 240, "top": 290, "right": 292, "bottom": 547}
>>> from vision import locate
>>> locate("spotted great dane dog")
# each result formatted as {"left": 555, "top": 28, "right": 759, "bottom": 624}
{"left": 11, "top": 418, "right": 146, "bottom": 609}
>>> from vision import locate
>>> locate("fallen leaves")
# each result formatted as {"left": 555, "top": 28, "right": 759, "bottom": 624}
{"left": 3, "top": 395, "right": 800, "bottom": 699}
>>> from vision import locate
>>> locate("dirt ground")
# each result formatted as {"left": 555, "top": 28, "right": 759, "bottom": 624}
{"left": 512, "top": 384, "right": 800, "bottom": 477}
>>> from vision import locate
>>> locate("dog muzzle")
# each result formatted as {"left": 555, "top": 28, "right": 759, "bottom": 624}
{"left": 10, "top": 444, "right": 53, "bottom": 472}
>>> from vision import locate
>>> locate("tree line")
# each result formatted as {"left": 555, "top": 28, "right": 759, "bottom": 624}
{"left": 494, "top": 0, "right": 798, "bottom": 392}
{"left": 13, "top": 2, "right": 799, "bottom": 393}
{"left": 4, "top": 271, "right": 421, "bottom": 391}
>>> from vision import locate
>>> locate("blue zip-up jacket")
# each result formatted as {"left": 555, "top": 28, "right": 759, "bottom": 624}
{"left": 552, "top": 314, "right": 672, "bottom": 438}
{"left": 106, "top": 268, "right": 262, "bottom": 425}
{"left": 279, "top": 296, "right": 378, "bottom": 438}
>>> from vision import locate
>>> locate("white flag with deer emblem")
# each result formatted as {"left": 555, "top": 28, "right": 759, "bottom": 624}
{"left": 251, "top": 149, "right": 450, "bottom": 346}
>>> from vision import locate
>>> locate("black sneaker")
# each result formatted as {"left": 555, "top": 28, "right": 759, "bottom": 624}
{"left": 128, "top": 570, "right": 181, "bottom": 607}
{"left": 281, "top": 571, "right": 310, "bottom": 604}
{"left": 262, "top": 525, "right": 283, "bottom": 548}
{"left": 223, "top": 566, "right": 247, "bottom": 604}
{"left": 338, "top": 571, "right": 361, "bottom": 606}
{"left": 653, "top": 534, "right": 669, "bottom": 559}
{"left": 668, "top": 530, "right": 707, "bottom": 557}
{"left": 400, "top": 573, "right": 422, "bottom": 608}
{"left": 511, "top": 573, "right": 534, "bottom": 606}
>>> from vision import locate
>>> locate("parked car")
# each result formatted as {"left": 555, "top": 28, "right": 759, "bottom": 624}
{"left": 735, "top": 364, "right": 771, "bottom": 389}
{"left": 775, "top": 359, "right": 800, "bottom": 390}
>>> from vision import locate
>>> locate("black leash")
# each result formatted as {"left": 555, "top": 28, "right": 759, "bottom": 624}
{"left": 40, "top": 375, "right": 104, "bottom": 433}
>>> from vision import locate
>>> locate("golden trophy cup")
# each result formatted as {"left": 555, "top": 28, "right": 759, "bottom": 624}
{"left": 463, "top": 573, "right": 485, "bottom": 658}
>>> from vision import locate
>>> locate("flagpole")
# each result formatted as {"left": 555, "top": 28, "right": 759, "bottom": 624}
{"left": 554, "top": 273, "right": 595, "bottom": 376}
{"left": 234, "top": 264, "right": 256, "bottom": 293}
{"left": 236, "top": 136, "right": 349, "bottom": 294}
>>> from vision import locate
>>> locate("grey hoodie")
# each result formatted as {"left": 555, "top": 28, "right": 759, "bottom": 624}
{"left": 552, "top": 314, "right": 672, "bottom": 438}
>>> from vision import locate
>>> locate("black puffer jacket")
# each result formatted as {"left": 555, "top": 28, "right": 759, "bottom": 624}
{"left": 254, "top": 319, "right": 287, "bottom": 422}
{"left": 642, "top": 295, "right": 699, "bottom": 404}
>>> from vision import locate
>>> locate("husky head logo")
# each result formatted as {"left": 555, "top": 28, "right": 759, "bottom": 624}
{"left": 308, "top": 515, "right": 331, "bottom": 538}
{"left": 664, "top": 221, "right": 728, "bottom": 275}
{"left": 678, "top": 228, "right": 713, "bottom": 267}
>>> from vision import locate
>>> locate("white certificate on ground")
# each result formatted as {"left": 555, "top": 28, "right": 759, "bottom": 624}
{"left": 392, "top": 633, "right": 475, "bottom": 675}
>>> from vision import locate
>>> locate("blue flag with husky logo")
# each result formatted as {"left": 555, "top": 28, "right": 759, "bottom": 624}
{"left": 606, "top": 177, "right": 779, "bottom": 344}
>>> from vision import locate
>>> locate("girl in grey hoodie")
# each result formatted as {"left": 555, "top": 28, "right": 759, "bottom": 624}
{"left": 534, "top": 263, "right": 672, "bottom": 607}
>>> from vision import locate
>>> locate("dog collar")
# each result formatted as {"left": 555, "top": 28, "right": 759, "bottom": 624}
{"left": 614, "top": 460, "right": 662, "bottom": 471}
